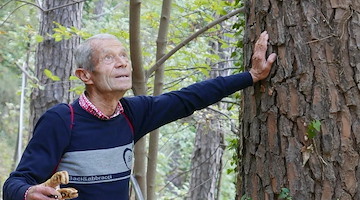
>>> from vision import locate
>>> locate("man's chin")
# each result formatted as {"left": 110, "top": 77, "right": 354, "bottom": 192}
{"left": 117, "top": 85, "right": 132, "bottom": 93}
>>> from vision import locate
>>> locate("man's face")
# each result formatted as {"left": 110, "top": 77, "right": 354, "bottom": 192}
{"left": 89, "top": 39, "right": 132, "bottom": 95}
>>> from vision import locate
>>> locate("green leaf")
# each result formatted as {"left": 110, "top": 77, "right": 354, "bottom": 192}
{"left": 69, "top": 85, "right": 85, "bottom": 95}
{"left": 279, "top": 188, "right": 290, "bottom": 199}
{"left": 221, "top": 43, "right": 229, "bottom": 48}
{"left": 231, "top": 51, "right": 238, "bottom": 58}
{"left": 226, "top": 168, "right": 233, "bottom": 174}
{"left": 44, "top": 69, "right": 60, "bottom": 81}
{"left": 312, "top": 120, "right": 321, "bottom": 132}
{"left": 53, "top": 27, "right": 63, "bottom": 33}
{"left": 51, "top": 76, "right": 61, "bottom": 81}
{"left": 241, "top": 194, "right": 252, "bottom": 200}
{"left": 307, "top": 129, "right": 317, "bottom": 139}
{"left": 281, "top": 187, "right": 290, "bottom": 193}
{"left": 224, "top": 33, "right": 234, "bottom": 38}
{"left": 69, "top": 75, "right": 79, "bottom": 81}
{"left": 171, "top": 37, "right": 181, "bottom": 44}
{"left": 307, "top": 120, "right": 321, "bottom": 139}
{"left": 53, "top": 34, "right": 63, "bottom": 42}
{"left": 44, "top": 69, "right": 53, "bottom": 78}
{"left": 34, "top": 35, "right": 44, "bottom": 43}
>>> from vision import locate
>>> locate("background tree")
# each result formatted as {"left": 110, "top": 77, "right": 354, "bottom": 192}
{"left": 146, "top": 1, "right": 172, "bottom": 199}
{"left": 238, "top": 0, "right": 360, "bottom": 199}
{"left": 30, "top": 0, "right": 84, "bottom": 130}
{"left": 187, "top": 7, "right": 240, "bottom": 199}
{"left": 129, "top": 0, "right": 149, "bottom": 197}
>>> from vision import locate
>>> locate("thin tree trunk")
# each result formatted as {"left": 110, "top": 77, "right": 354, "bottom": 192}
{"left": 129, "top": 0, "right": 147, "bottom": 198}
{"left": 14, "top": 50, "right": 30, "bottom": 169}
{"left": 187, "top": 112, "right": 225, "bottom": 200}
{"left": 238, "top": 1, "right": 360, "bottom": 199}
{"left": 93, "top": 0, "right": 105, "bottom": 18}
{"left": 187, "top": 15, "right": 237, "bottom": 197}
{"left": 147, "top": 1, "right": 172, "bottom": 200}
{"left": 30, "top": 0, "right": 83, "bottom": 135}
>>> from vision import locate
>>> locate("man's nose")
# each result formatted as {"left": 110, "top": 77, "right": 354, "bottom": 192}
{"left": 114, "top": 56, "right": 128, "bottom": 68}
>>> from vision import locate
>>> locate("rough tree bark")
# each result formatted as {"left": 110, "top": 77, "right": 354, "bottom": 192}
{"left": 238, "top": 0, "right": 360, "bottom": 200}
{"left": 30, "top": 0, "right": 83, "bottom": 130}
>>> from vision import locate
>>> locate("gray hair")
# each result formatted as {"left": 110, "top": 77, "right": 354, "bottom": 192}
{"left": 74, "top": 34, "right": 119, "bottom": 71}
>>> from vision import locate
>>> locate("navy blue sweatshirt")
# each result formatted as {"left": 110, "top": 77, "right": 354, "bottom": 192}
{"left": 3, "top": 72, "right": 253, "bottom": 200}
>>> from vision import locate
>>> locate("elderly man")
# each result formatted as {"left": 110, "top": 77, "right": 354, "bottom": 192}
{"left": 3, "top": 31, "right": 276, "bottom": 200}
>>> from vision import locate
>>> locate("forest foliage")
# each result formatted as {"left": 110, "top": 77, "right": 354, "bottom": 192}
{"left": 0, "top": 0, "right": 245, "bottom": 199}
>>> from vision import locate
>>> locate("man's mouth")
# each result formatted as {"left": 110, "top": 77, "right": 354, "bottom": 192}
{"left": 115, "top": 75, "right": 129, "bottom": 78}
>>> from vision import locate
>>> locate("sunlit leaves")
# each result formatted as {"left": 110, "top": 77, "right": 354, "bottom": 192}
{"left": 68, "top": 75, "right": 79, "bottom": 81}
{"left": 69, "top": 85, "right": 85, "bottom": 95}
{"left": 234, "top": 0, "right": 244, "bottom": 7}
{"left": 34, "top": 34, "right": 44, "bottom": 42}
{"left": 43, "top": 69, "right": 60, "bottom": 81}
{"left": 226, "top": 137, "right": 240, "bottom": 174}
{"left": 51, "top": 22, "right": 92, "bottom": 42}
{"left": 69, "top": 26, "right": 92, "bottom": 39}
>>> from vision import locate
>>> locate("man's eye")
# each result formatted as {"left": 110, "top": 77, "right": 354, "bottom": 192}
{"left": 104, "top": 55, "right": 114, "bottom": 61}
{"left": 102, "top": 55, "right": 114, "bottom": 64}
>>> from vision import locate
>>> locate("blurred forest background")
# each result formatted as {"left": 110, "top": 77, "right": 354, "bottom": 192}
{"left": 0, "top": 0, "right": 245, "bottom": 199}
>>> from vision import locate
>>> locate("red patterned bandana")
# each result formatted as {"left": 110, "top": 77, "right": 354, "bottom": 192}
{"left": 79, "top": 93, "right": 123, "bottom": 120}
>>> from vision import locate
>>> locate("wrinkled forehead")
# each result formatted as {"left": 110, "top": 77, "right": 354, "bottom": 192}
{"left": 91, "top": 38, "right": 124, "bottom": 50}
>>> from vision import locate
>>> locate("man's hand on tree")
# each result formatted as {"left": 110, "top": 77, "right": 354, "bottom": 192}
{"left": 249, "top": 31, "right": 277, "bottom": 83}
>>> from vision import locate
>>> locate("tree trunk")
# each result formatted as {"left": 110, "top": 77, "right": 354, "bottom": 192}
{"left": 238, "top": 1, "right": 360, "bottom": 200}
{"left": 147, "top": 1, "right": 172, "bottom": 199}
{"left": 30, "top": 0, "right": 83, "bottom": 131}
{"left": 129, "top": 0, "right": 148, "bottom": 198}
{"left": 187, "top": 16, "right": 237, "bottom": 197}
{"left": 93, "top": 0, "right": 105, "bottom": 17}
{"left": 187, "top": 112, "right": 225, "bottom": 200}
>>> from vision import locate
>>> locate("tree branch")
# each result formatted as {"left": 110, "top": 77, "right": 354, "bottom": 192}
{"left": 206, "top": 106, "right": 239, "bottom": 134}
{"left": 43, "top": 0, "right": 85, "bottom": 12}
{"left": 13, "top": 0, "right": 84, "bottom": 12}
{"left": 164, "top": 66, "right": 208, "bottom": 72}
{"left": 15, "top": 0, "right": 44, "bottom": 11}
{"left": 15, "top": 63, "right": 39, "bottom": 84}
{"left": 162, "top": 72, "right": 198, "bottom": 91}
{"left": 146, "top": 7, "right": 245, "bottom": 78}
{"left": 1, "top": 0, "right": 85, "bottom": 26}
{"left": 0, "top": 3, "right": 27, "bottom": 26}
{"left": 0, "top": 0, "right": 13, "bottom": 9}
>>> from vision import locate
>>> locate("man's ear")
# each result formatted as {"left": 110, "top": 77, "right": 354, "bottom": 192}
{"left": 75, "top": 68, "right": 93, "bottom": 84}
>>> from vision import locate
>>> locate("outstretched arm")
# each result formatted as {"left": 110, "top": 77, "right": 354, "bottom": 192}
{"left": 249, "top": 31, "right": 277, "bottom": 83}
{"left": 125, "top": 31, "right": 277, "bottom": 141}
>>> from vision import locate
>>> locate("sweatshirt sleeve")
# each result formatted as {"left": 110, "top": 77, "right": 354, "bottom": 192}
{"left": 2, "top": 104, "right": 72, "bottom": 200}
{"left": 121, "top": 71, "right": 253, "bottom": 142}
